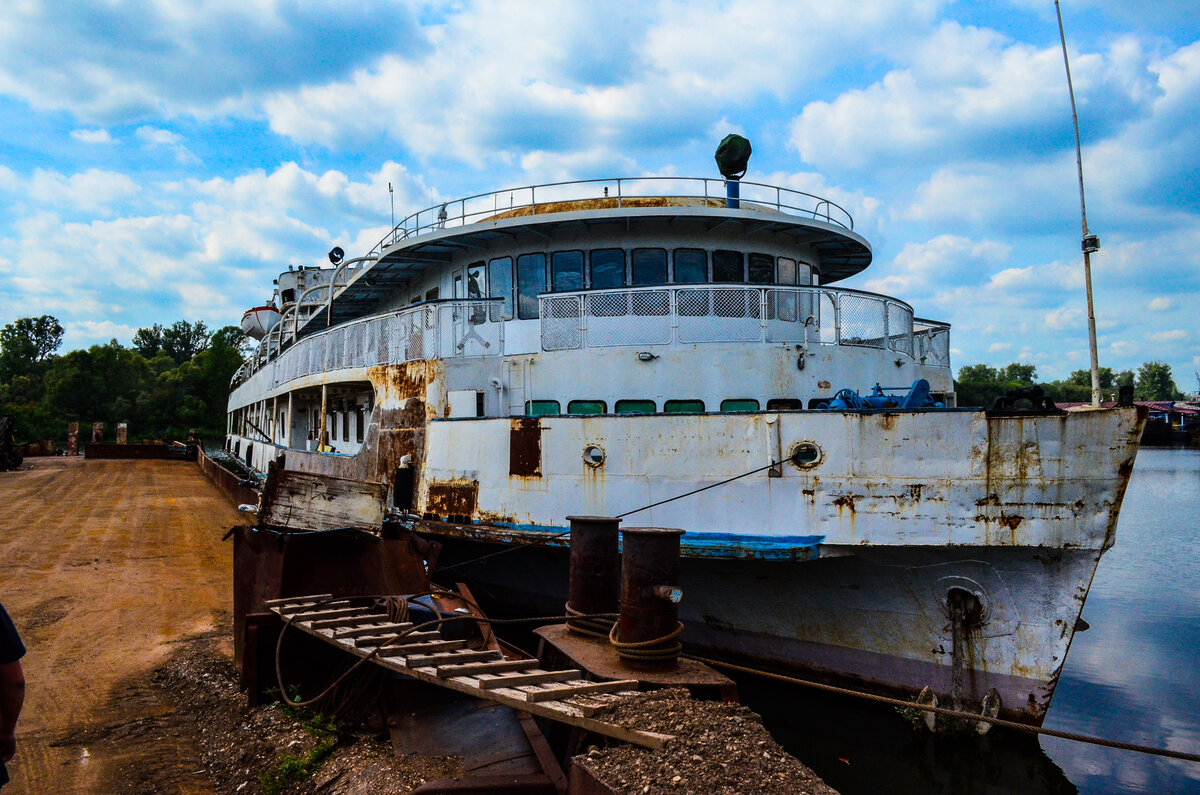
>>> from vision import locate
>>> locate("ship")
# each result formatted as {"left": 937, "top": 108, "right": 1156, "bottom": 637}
{"left": 226, "top": 148, "right": 1143, "bottom": 725}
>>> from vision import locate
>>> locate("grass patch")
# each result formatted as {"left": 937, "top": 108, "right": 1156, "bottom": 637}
{"left": 259, "top": 687, "right": 340, "bottom": 793}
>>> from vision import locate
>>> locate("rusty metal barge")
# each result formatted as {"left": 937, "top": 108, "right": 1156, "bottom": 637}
{"left": 225, "top": 158, "right": 1144, "bottom": 726}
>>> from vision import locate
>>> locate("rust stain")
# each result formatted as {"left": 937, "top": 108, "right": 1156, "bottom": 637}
{"left": 482, "top": 195, "right": 725, "bottom": 221}
{"left": 878, "top": 413, "right": 899, "bottom": 432}
{"left": 509, "top": 417, "right": 542, "bottom": 478}
{"left": 368, "top": 360, "right": 441, "bottom": 407}
{"left": 425, "top": 479, "right": 479, "bottom": 523}
{"left": 832, "top": 494, "right": 859, "bottom": 513}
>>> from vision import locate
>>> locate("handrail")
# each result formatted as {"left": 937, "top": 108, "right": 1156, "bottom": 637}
{"left": 368, "top": 176, "right": 855, "bottom": 258}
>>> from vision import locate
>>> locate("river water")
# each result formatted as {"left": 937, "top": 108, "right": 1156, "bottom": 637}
{"left": 746, "top": 446, "right": 1200, "bottom": 794}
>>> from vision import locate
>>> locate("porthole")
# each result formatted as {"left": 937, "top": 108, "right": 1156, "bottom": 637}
{"left": 789, "top": 441, "right": 822, "bottom": 469}
{"left": 583, "top": 444, "right": 606, "bottom": 468}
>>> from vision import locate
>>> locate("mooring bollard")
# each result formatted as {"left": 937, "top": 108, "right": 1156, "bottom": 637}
{"left": 565, "top": 515, "right": 621, "bottom": 638}
{"left": 615, "top": 526, "right": 684, "bottom": 668}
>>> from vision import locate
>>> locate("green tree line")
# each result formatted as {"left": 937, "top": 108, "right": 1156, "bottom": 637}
{"left": 954, "top": 361, "right": 1189, "bottom": 407}
{"left": 0, "top": 315, "right": 246, "bottom": 446}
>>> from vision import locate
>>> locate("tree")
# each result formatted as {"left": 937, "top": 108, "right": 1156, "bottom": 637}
{"left": 999, "top": 363, "right": 1037, "bottom": 385}
{"left": 957, "top": 364, "right": 998, "bottom": 383}
{"left": 1067, "top": 367, "right": 1115, "bottom": 389}
{"left": 132, "top": 324, "right": 164, "bottom": 358}
{"left": 161, "top": 321, "right": 210, "bottom": 364}
{"left": 1134, "top": 361, "right": 1184, "bottom": 401}
{"left": 0, "top": 315, "right": 63, "bottom": 380}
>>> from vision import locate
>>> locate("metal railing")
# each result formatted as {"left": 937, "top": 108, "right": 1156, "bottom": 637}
{"left": 369, "top": 177, "right": 854, "bottom": 257}
{"left": 913, "top": 318, "right": 952, "bottom": 367}
{"left": 230, "top": 299, "right": 504, "bottom": 397}
{"left": 540, "top": 285, "right": 938, "bottom": 359}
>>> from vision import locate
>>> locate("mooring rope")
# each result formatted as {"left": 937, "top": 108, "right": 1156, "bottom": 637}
{"left": 684, "top": 654, "right": 1200, "bottom": 764}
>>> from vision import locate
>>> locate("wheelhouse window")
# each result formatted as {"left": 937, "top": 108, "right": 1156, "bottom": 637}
{"left": 664, "top": 399, "right": 704, "bottom": 413}
{"left": 489, "top": 256, "right": 514, "bottom": 320}
{"left": 551, "top": 250, "right": 585, "bottom": 292}
{"left": 712, "top": 250, "right": 744, "bottom": 282}
{"left": 467, "top": 262, "right": 486, "bottom": 299}
{"left": 673, "top": 249, "right": 707, "bottom": 283}
{"left": 525, "top": 400, "right": 560, "bottom": 416}
{"left": 748, "top": 253, "right": 774, "bottom": 284}
{"left": 778, "top": 257, "right": 797, "bottom": 285}
{"left": 516, "top": 253, "right": 546, "bottom": 319}
{"left": 615, "top": 399, "right": 656, "bottom": 414}
{"left": 567, "top": 400, "right": 606, "bottom": 415}
{"left": 589, "top": 248, "right": 625, "bottom": 289}
{"left": 631, "top": 248, "right": 667, "bottom": 286}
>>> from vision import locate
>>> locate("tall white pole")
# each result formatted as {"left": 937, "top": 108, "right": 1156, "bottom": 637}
{"left": 1055, "top": 0, "right": 1102, "bottom": 407}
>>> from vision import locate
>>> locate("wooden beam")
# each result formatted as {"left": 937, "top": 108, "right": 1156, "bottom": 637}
{"left": 309, "top": 613, "right": 391, "bottom": 629}
{"left": 521, "top": 680, "right": 640, "bottom": 703}
{"left": 434, "top": 658, "right": 529, "bottom": 678}
{"left": 476, "top": 669, "right": 581, "bottom": 690}
{"left": 332, "top": 622, "right": 414, "bottom": 639}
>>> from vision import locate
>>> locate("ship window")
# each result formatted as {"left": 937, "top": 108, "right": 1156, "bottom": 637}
{"left": 720, "top": 398, "right": 759, "bottom": 412}
{"left": 567, "top": 400, "right": 606, "bottom": 415}
{"left": 356, "top": 410, "right": 365, "bottom": 443}
{"left": 673, "top": 249, "right": 707, "bottom": 283}
{"left": 425, "top": 287, "right": 439, "bottom": 301}
{"left": 525, "top": 400, "right": 560, "bottom": 416}
{"left": 748, "top": 253, "right": 774, "bottom": 284}
{"left": 615, "top": 399, "right": 656, "bottom": 414}
{"left": 517, "top": 253, "right": 546, "bottom": 319}
{"left": 551, "top": 250, "right": 585, "bottom": 292}
{"left": 467, "top": 262, "right": 486, "bottom": 298}
{"left": 713, "top": 250, "right": 744, "bottom": 282}
{"left": 453, "top": 273, "right": 464, "bottom": 299}
{"left": 766, "top": 398, "right": 803, "bottom": 411}
{"left": 797, "top": 261, "right": 814, "bottom": 285}
{"left": 342, "top": 411, "right": 350, "bottom": 442}
{"left": 778, "top": 257, "right": 797, "bottom": 285}
{"left": 281, "top": 288, "right": 295, "bottom": 304}
{"left": 631, "top": 248, "right": 667, "bottom": 286}
{"left": 664, "top": 399, "right": 704, "bottom": 414}
{"left": 489, "top": 256, "right": 514, "bottom": 320}
{"left": 589, "top": 248, "right": 625, "bottom": 289}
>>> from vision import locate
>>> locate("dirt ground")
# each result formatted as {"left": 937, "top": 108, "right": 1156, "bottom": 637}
{"left": 0, "top": 457, "right": 238, "bottom": 793}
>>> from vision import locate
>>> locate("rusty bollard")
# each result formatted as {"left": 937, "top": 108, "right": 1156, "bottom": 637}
{"left": 615, "top": 526, "right": 684, "bottom": 669}
{"left": 565, "top": 515, "right": 621, "bottom": 638}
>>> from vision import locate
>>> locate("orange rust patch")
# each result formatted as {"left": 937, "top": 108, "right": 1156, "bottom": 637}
{"left": 509, "top": 418, "right": 541, "bottom": 477}
{"left": 425, "top": 479, "right": 479, "bottom": 523}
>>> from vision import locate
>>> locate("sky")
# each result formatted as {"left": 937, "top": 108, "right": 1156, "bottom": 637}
{"left": 0, "top": 0, "right": 1197, "bottom": 389}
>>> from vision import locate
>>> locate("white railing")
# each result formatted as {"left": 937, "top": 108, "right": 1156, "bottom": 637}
{"left": 231, "top": 299, "right": 504, "bottom": 398}
{"left": 540, "top": 286, "right": 940, "bottom": 360}
{"left": 369, "top": 177, "right": 855, "bottom": 257}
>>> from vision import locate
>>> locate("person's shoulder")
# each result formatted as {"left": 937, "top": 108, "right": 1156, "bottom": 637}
{"left": 0, "top": 602, "right": 25, "bottom": 664}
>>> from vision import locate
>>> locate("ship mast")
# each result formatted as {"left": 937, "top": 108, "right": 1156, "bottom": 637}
{"left": 1055, "top": 0, "right": 1102, "bottom": 407}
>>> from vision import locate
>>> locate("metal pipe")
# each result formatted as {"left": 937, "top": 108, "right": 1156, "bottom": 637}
{"left": 1056, "top": 0, "right": 1102, "bottom": 407}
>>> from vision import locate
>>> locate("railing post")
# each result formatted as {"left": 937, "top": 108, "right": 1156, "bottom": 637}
{"left": 669, "top": 289, "right": 678, "bottom": 345}
{"left": 577, "top": 295, "right": 586, "bottom": 350}
{"left": 759, "top": 288, "right": 768, "bottom": 341}
{"left": 531, "top": 185, "right": 536, "bottom": 215}
{"left": 616, "top": 178, "right": 622, "bottom": 208}
{"left": 883, "top": 300, "right": 889, "bottom": 351}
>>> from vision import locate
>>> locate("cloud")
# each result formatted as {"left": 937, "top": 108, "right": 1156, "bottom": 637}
{"left": 860, "top": 234, "right": 1009, "bottom": 296}
{"left": 790, "top": 22, "right": 1155, "bottom": 172}
{"left": 70, "top": 128, "right": 116, "bottom": 144}
{"left": 1146, "top": 329, "right": 1187, "bottom": 343}
{"left": 0, "top": 167, "right": 140, "bottom": 217}
{"left": 0, "top": 0, "right": 424, "bottom": 123}
{"left": 1044, "top": 306, "right": 1083, "bottom": 330}
{"left": 1148, "top": 297, "right": 1174, "bottom": 311}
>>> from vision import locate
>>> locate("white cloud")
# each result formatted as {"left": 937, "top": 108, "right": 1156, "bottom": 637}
{"left": 987, "top": 342, "right": 1011, "bottom": 352}
{"left": 1146, "top": 329, "right": 1187, "bottom": 343}
{"left": 1044, "top": 306, "right": 1083, "bottom": 330}
{"left": 70, "top": 128, "right": 116, "bottom": 144}
{"left": 1147, "top": 296, "right": 1174, "bottom": 311}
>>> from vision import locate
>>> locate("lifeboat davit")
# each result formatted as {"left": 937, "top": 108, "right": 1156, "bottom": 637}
{"left": 240, "top": 305, "right": 281, "bottom": 340}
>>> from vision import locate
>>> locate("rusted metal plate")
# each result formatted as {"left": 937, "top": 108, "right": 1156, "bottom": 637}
{"left": 509, "top": 418, "right": 541, "bottom": 477}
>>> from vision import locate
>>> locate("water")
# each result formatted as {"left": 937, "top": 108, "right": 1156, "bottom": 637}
{"left": 746, "top": 447, "right": 1200, "bottom": 794}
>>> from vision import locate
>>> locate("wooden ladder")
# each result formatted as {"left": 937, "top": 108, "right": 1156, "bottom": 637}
{"left": 265, "top": 594, "right": 673, "bottom": 749}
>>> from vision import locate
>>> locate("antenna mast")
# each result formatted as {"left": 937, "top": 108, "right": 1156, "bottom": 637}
{"left": 1055, "top": 0, "right": 1102, "bottom": 407}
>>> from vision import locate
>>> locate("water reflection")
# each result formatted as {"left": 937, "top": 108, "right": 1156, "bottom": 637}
{"left": 747, "top": 448, "right": 1200, "bottom": 794}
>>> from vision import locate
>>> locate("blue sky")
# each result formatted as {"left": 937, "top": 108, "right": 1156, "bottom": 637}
{"left": 0, "top": 0, "right": 1197, "bottom": 389}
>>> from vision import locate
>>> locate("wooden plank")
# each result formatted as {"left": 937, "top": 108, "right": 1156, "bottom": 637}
{"left": 309, "top": 613, "right": 391, "bottom": 629}
{"left": 284, "top": 606, "right": 369, "bottom": 622}
{"left": 434, "top": 658, "right": 529, "bottom": 677}
{"left": 258, "top": 470, "right": 386, "bottom": 532}
{"left": 352, "top": 630, "right": 441, "bottom": 647}
{"left": 476, "top": 669, "right": 581, "bottom": 689}
{"left": 332, "top": 622, "right": 413, "bottom": 639}
{"left": 373, "top": 639, "right": 467, "bottom": 656}
{"left": 521, "top": 680, "right": 640, "bottom": 703}
{"left": 264, "top": 593, "right": 332, "bottom": 607}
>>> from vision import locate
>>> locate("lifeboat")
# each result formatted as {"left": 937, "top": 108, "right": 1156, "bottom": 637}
{"left": 240, "top": 305, "right": 281, "bottom": 340}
